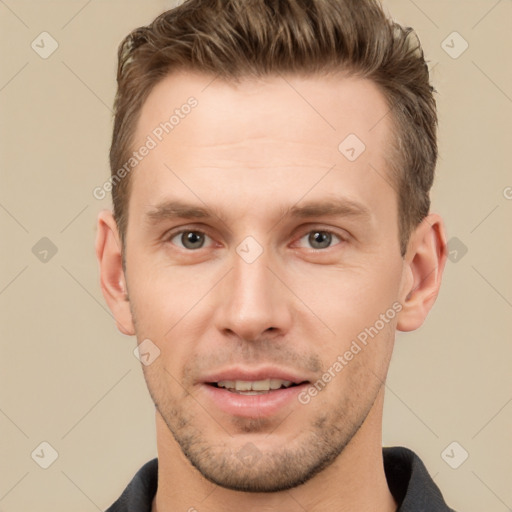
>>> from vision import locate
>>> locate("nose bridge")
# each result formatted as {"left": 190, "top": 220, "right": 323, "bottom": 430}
{"left": 215, "top": 239, "right": 291, "bottom": 340}
{"left": 233, "top": 249, "right": 272, "bottom": 305}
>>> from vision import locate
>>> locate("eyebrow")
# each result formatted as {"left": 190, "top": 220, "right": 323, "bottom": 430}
{"left": 287, "top": 199, "right": 371, "bottom": 220}
{"left": 145, "top": 200, "right": 227, "bottom": 224}
{"left": 144, "top": 198, "right": 371, "bottom": 225}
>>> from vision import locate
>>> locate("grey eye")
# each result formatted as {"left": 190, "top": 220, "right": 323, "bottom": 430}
{"left": 308, "top": 231, "right": 333, "bottom": 249}
{"left": 171, "top": 230, "right": 210, "bottom": 250}
{"left": 296, "top": 230, "right": 342, "bottom": 250}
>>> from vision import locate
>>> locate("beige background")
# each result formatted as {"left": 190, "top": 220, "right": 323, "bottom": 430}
{"left": 1, "top": 0, "right": 511, "bottom": 510}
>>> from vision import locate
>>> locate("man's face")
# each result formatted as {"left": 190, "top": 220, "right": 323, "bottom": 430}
{"left": 122, "top": 71, "right": 409, "bottom": 491}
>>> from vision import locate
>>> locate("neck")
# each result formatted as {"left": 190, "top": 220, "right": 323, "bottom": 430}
{"left": 152, "top": 387, "right": 397, "bottom": 512}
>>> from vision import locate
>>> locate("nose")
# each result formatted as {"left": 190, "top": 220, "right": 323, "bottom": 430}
{"left": 214, "top": 244, "right": 293, "bottom": 343}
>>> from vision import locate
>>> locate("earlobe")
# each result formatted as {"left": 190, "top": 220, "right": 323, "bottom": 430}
{"left": 396, "top": 213, "right": 447, "bottom": 332}
{"left": 95, "top": 210, "right": 135, "bottom": 336}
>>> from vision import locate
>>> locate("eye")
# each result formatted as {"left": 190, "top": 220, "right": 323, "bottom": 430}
{"left": 168, "top": 230, "right": 213, "bottom": 250}
{"left": 296, "top": 229, "right": 344, "bottom": 250}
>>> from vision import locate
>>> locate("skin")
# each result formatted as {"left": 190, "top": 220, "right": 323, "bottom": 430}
{"left": 96, "top": 70, "right": 447, "bottom": 512}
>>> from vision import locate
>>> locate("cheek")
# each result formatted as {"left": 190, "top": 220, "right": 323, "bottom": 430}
{"left": 127, "top": 278, "right": 179, "bottom": 350}
{"left": 299, "top": 261, "right": 402, "bottom": 326}
{"left": 291, "top": 261, "right": 402, "bottom": 373}
{"left": 127, "top": 253, "right": 207, "bottom": 322}
{"left": 126, "top": 261, "right": 216, "bottom": 366}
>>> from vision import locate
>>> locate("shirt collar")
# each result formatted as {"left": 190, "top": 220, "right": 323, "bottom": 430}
{"left": 106, "top": 446, "right": 456, "bottom": 511}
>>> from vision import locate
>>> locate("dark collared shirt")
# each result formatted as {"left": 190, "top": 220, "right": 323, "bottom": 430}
{"left": 105, "top": 446, "right": 458, "bottom": 511}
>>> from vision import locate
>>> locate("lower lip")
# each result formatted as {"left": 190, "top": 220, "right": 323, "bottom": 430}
{"left": 200, "top": 383, "right": 307, "bottom": 418}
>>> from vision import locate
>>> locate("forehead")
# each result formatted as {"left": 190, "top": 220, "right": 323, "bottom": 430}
{"left": 135, "top": 69, "right": 391, "bottom": 154}
{"left": 128, "top": 70, "right": 395, "bottom": 220}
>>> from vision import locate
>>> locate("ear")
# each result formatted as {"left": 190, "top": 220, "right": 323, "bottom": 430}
{"left": 396, "top": 213, "right": 447, "bottom": 332}
{"left": 95, "top": 210, "right": 135, "bottom": 336}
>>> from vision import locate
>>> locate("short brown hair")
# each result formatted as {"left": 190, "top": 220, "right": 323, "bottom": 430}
{"left": 110, "top": 0, "right": 437, "bottom": 257}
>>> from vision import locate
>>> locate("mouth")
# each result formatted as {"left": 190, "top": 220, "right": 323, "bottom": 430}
{"left": 207, "top": 378, "right": 307, "bottom": 395}
{"left": 199, "top": 369, "right": 311, "bottom": 418}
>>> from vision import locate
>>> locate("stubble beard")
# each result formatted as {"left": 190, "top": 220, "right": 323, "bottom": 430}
{"left": 144, "top": 366, "right": 383, "bottom": 493}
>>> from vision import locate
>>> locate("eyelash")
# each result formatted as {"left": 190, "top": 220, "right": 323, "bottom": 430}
{"left": 164, "top": 227, "right": 347, "bottom": 251}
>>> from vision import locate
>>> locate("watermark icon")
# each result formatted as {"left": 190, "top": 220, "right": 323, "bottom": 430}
{"left": 503, "top": 186, "right": 512, "bottom": 200}
{"left": 441, "top": 31, "right": 469, "bottom": 59}
{"left": 298, "top": 301, "right": 402, "bottom": 405}
{"left": 93, "top": 96, "right": 198, "bottom": 200}
{"left": 338, "top": 133, "right": 366, "bottom": 162}
{"left": 31, "top": 31, "right": 59, "bottom": 59}
{"left": 236, "top": 236, "right": 264, "bottom": 264}
{"left": 446, "top": 237, "right": 468, "bottom": 263}
{"left": 134, "top": 338, "right": 161, "bottom": 366}
{"left": 237, "top": 442, "right": 263, "bottom": 466}
{"left": 441, "top": 441, "right": 469, "bottom": 469}
{"left": 32, "top": 237, "right": 58, "bottom": 263}
{"left": 31, "top": 441, "right": 59, "bottom": 469}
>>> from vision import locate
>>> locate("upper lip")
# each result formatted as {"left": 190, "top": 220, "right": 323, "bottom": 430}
{"left": 200, "top": 366, "right": 311, "bottom": 385}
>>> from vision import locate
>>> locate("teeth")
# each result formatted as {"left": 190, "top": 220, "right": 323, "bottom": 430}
{"left": 217, "top": 379, "right": 294, "bottom": 392}
{"left": 251, "top": 379, "right": 270, "bottom": 391}
{"left": 270, "top": 379, "right": 289, "bottom": 390}
{"left": 236, "top": 380, "right": 254, "bottom": 391}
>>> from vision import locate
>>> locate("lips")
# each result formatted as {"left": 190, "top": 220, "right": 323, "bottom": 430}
{"left": 201, "top": 367, "right": 309, "bottom": 389}
{"left": 199, "top": 367, "right": 311, "bottom": 418}
{"left": 215, "top": 379, "right": 295, "bottom": 394}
